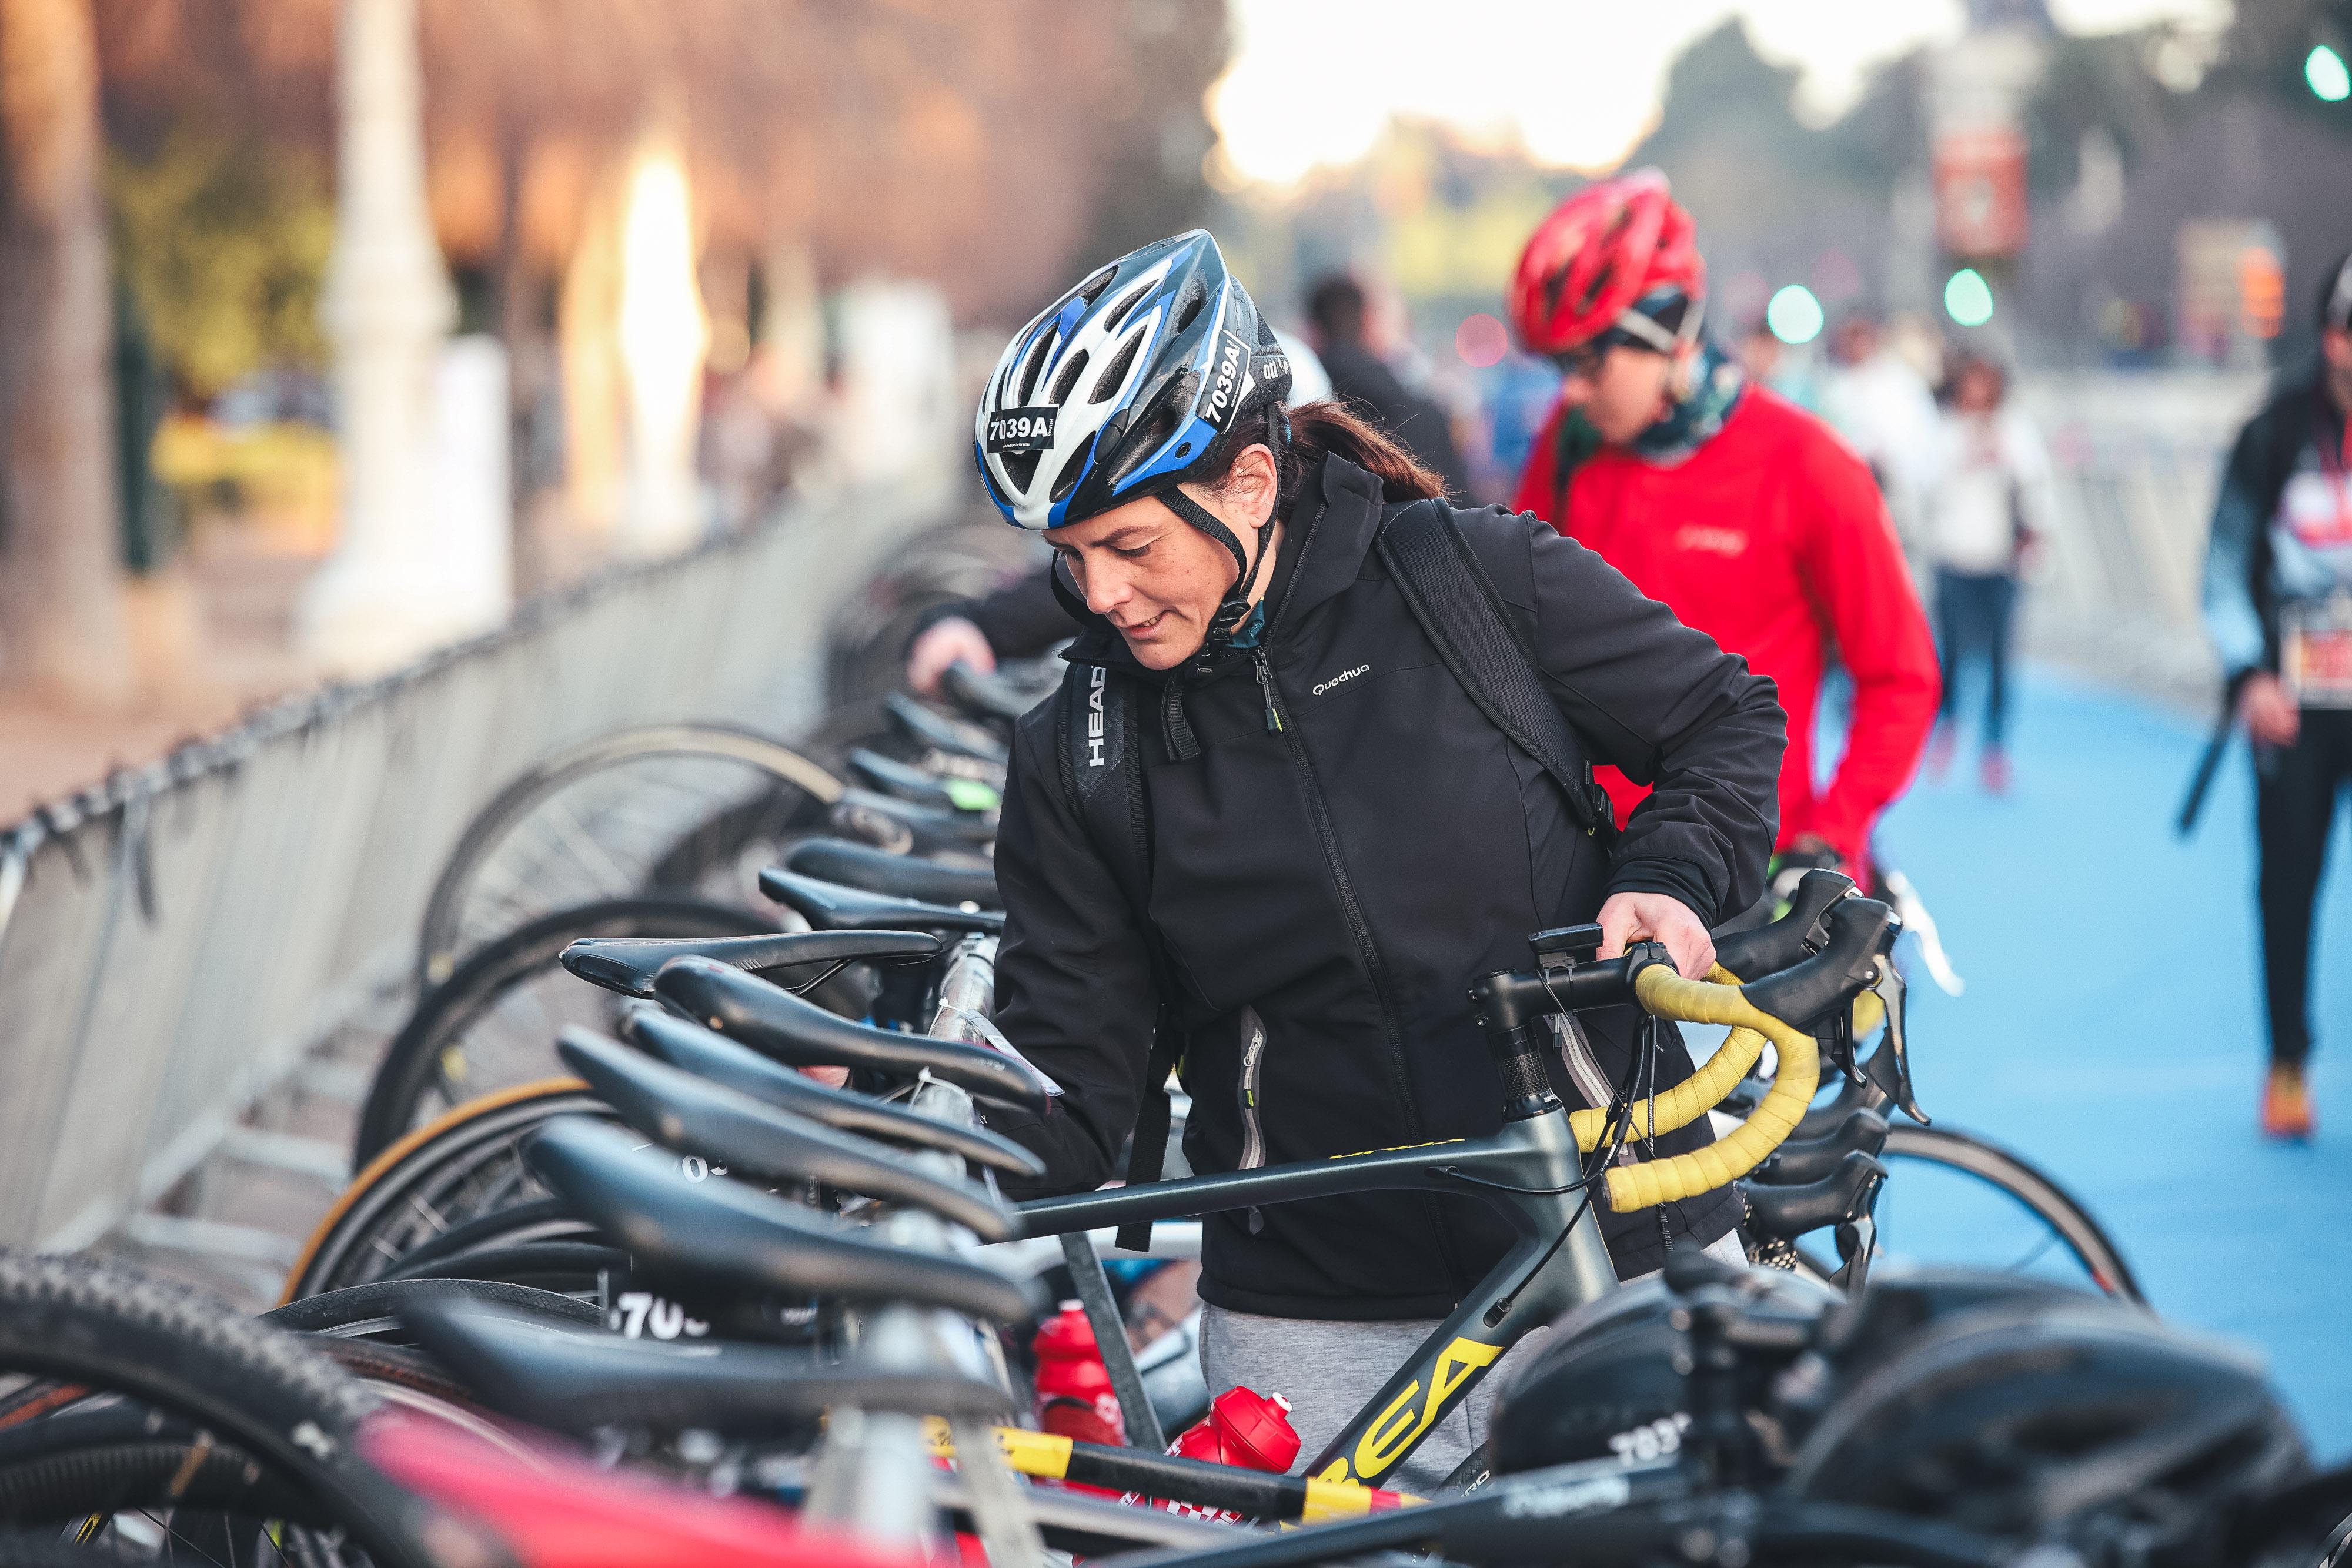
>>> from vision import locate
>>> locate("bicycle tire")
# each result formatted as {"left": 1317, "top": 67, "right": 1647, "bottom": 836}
{"left": 0, "top": 1252, "right": 422, "bottom": 1566}
{"left": 1878, "top": 1124, "right": 2144, "bottom": 1302}
{"left": 355, "top": 895, "right": 771, "bottom": 1165}
{"left": 416, "top": 726, "right": 841, "bottom": 989}
{"left": 288, "top": 1081, "right": 612, "bottom": 1303}
{"left": 260, "top": 1278, "right": 602, "bottom": 1341}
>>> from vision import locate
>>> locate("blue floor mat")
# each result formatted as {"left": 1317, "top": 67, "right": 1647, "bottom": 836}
{"left": 1873, "top": 665, "right": 2352, "bottom": 1458}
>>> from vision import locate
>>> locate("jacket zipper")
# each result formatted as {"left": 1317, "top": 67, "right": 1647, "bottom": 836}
{"left": 1237, "top": 1008, "right": 1268, "bottom": 1234}
{"left": 1252, "top": 634, "right": 1424, "bottom": 1146}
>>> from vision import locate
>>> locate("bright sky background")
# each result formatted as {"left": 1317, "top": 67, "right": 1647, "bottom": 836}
{"left": 1208, "top": 0, "right": 2233, "bottom": 185}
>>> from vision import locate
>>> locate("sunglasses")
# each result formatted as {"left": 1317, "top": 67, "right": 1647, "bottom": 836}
{"left": 1549, "top": 340, "right": 1612, "bottom": 381}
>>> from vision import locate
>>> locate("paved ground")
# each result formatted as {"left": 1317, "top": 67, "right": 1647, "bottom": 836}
{"left": 1875, "top": 666, "right": 2352, "bottom": 1460}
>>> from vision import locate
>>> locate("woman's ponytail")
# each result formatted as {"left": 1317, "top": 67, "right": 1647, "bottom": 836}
{"left": 1275, "top": 399, "right": 1448, "bottom": 512}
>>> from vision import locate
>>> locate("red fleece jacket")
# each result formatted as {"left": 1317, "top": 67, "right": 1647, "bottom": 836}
{"left": 1512, "top": 387, "right": 1940, "bottom": 877}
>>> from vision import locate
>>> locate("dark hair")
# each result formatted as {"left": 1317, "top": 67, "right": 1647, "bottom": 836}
{"left": 1305, "top": 273, "right": 1368, "bottom": 343}
{"left": 2320, "top": 248, "right": 2352, "bottom": 332}
{"left": 1937, "top": 351, "right": 2009, "bottom": 407}
{"left": 1205, "top": 398, "right": 1445, "bottom": 519}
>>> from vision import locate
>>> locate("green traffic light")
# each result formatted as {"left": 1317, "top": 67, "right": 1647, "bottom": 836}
{"left": 1945, "top": 268, "right": 1996, "bottom": 327}
{"left": 2310, "top": 44, "right": 2351, "bottom": 102}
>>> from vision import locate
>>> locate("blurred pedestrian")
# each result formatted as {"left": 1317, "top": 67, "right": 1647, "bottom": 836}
{"left": 1819, "top": 309, "right": 1942, "bottom": 559}
{"left": 1922, "top": 352, "right": 2052, "bottom": 795}
{"left": 2202, "top": 248, "right": 2352, "bottom": 1142}
{"left": 1304, "top": 271, "right": 1473, "bottom": 500}
{"left": 1508, "top": 170, "right": 1938, "bottom": 897}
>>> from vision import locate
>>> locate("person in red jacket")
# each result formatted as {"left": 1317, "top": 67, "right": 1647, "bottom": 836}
{"left": 1508, "top": 172, "right": 1939, "bottom": 887}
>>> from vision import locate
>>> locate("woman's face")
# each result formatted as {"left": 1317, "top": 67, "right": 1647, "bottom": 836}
{"left": 1955, "top": 363, "right": 2004, "bottom": 414}
{"left": 1046, "top": 445, "right": 1281, "bottom": 670}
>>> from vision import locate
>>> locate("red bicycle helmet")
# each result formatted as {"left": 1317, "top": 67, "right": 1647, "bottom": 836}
{"left": 1509, "top": 169, "right": 1706, "bottom": 359}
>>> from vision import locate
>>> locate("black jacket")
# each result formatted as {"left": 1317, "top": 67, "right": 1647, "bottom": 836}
{"left": 2202, "top": 367, "right": 2352, "bottom": 680}
{"left": 988, "top": 456, "right": 1786, "bottom": 1317}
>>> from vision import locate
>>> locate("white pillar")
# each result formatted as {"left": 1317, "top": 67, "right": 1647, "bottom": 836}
{"left": 300, "top": 0, "right": 493, "bottom": 673}
{"left": 614, "top": 135, "right": 709, "bottom": 557}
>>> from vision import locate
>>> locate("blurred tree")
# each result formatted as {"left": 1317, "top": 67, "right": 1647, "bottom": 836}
{"left": 108, "top": 130, "right": 333, "bottom": 398}
{"left": 1, "top": 0, "right": 134, "bottom": 701}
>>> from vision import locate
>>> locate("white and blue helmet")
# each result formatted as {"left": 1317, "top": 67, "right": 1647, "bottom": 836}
{"left": 975, "top": 230, "right": 1293, "bottom": 533}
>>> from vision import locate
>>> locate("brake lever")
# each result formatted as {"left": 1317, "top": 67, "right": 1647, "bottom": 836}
{"left": 1829, "top": 1157, "right": 1888, "bottom": 1293}
{"left": 1816, "top": 1005, "right": 1863, "bottom": 1089}
{"left": 1870, "top": 958, "right": 1930, "bottom": 1126}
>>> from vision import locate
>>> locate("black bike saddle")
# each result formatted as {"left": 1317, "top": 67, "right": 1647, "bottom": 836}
{"left": 652, "top": 955, "right": 1045, "bottom": 1112}
{"left": 1741, "top": 1151, "right": 1887, "bottom": 1242}
{"left": 561, "top": 930, "right": 941, "bottom": 999}
{"left": 846, "top": 747, "right": 975, "bottom": 815}
{"left": 1751, "top": 1109, "right": 1890, "bottom": 1188}
{"left": 940, "top": 661, "right": 1038, "bottom": 724}
{"left": 884, "top": 692, "right": 1007, "bottom": 767}
{"left": 835, "top": 788, "right": 998, "bottom": 848}
{"left": 523, "top": 1118, "right": 1040, "bottom": 1324}
{"left": 760, "top": 868, "right": 1004, "bottom": 935}
{"left": 398, "top": 1296, "right": 1012, "bottom": 1440}
{"left": 782, "top": 837, "right": 999, "bottom": 910}
{"left": 621, "top": 1008, "right": 1045, "bottom": 1179}
{"left": 557, "top": 1028, "right": 1021, "bottom": 1242}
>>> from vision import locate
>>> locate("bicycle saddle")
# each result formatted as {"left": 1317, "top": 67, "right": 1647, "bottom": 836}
{"left": 398, "top": 1297, "right": 1013, "bottom": 1439}
{"left": 760, "top": 867, "right": 1004, "bottom": 935}
{"left": 940, "top": 660, "right": 1039, "bottom": 724}
{"left": 883, "top": 691, "right": 1008, "bottom": 766}
{"left": 1740, "top": 1151, "right": 1887, "bottom": 1242}
{"left": 1712, "top": 868, "right": 1855, "bottom": 982}
{"left": 1750, "top": 1108, "right": 1890, "bottom": 1187}
{"left": 846, "top": 747, "right": 979, "bottom": 815}
{"left": 782, "top": 837, "right": 999, "bottom": 910}
{"left": 622, "top": 1008, "right": 1045, "bottom": 1178}
{"left": 834, "top": 787, "right": 998, "bottom": 847}
{"left": 652, "top": 955, "right": 1047, "bottom": 1112}
{"left": 557, "top": 1027, "right": 1022, "bottom": 1242}
{"left": 561, "top": 930, "right": 941, "bottom": 999}
{"left": 523, "top": 1118, "right": 1041, "bottom": 1323}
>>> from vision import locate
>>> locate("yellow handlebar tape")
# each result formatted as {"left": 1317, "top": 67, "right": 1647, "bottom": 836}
{"left": 1595, "top": 964, "right": 1821, "bottom": 1215}
{"left": 1565, "top": 962, "right": 1764, "bottom": 1155}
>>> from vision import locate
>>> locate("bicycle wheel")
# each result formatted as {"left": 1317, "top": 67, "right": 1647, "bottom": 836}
{"left": 416, "top": 726, "right": 841, "bottom": 988}
{"left": 290, "top": 1082, "right": 613, "bottom": 1303}
{"left": 355, "top": 895, "right": 771, "bottom": 1165}
{"left": 0, "top": 1252, "right": 423, "bottom": 1567}
{"left": 1869, "top": 1124, "right": 2144, "bottom": 1302}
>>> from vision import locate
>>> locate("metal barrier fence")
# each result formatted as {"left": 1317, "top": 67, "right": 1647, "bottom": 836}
{"left": 2017, "top": 369, "right": 2267, "bottom": 706}
{"left": 0, "top": 484, "right": 943, "bottom": 1255}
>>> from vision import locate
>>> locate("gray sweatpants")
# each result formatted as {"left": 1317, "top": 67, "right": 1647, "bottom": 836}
{"left": 1198, "top": 1231, "right": 1747, "bottom": 1493}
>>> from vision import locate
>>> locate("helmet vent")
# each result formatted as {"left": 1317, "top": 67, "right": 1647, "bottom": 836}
{"left": 1049, "top": 348, "right": 1091, "bottom": 407}
{"left": 1015, "top": 331, "right": 1057, "bottom": 405}
{"left": 1108, "top": 283, "right": 1154, "bottom": 331}
{"left": 999, "top": 446, "right": 1044, "bottom": 493}
{"left": 1174, "top": 276, "right": 1209, "bottom": 335}
{"left": 1106, "top": 397, "right": 1182, "bottom": 490}
{"left": 1090, "top": 333, "right": 1144, "bottom": 404}
{"left": 1049, "top": 432, "right": 1098, "bottom": 504}
{"left": 1073, "top": 266, "right": 1118, "bottom": 309}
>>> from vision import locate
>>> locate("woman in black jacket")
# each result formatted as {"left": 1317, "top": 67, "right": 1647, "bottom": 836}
{"left": 971, "top": 232, "right": 1785, "bottom": 1485}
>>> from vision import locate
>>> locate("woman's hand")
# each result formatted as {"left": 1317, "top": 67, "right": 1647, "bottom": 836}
{"left": 1596, "top": 890, "right": 1715, "bottom": 980}
{"left": 907, "top": 617, "right": 995, "bottom": 695}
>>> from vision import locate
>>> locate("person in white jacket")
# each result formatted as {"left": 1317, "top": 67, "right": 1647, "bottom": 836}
{"left": 1923, "top": 352, "right": 2054, "bottom": 793}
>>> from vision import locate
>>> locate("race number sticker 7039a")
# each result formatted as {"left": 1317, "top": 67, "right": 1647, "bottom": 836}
{"left": 986, "top": 406, "right": 1058, "bottom": 456}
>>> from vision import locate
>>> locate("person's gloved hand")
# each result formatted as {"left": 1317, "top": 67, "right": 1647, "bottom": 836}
{"left": 1596, "top": 890, "right": 1715, "bottom": 981}
{"left": 907, "top": 617, "right": 995, "bottom": 696}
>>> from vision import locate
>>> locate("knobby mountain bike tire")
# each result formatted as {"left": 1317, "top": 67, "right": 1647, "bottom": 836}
{"left": 290, "top": 1081, "right": 614, "bottom": 1303}
{"left": 0, "top": 1252, "right": 425, "bottom": 1567}
{"left": 355, "top": 895, "right": 773, "bottom": 1165}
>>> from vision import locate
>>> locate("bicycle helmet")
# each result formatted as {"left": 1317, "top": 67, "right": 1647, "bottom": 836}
{"left": 1509, "top": 169, "right": 1706, "bottom": 360}
{"left": 975, "top": 230, "right": 1293, "bottom": 646}
{"left": 1785, "top": 1276, "right": 2307, "bottom": 1543}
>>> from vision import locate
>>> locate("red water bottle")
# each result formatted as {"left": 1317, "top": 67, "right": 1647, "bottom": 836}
{"left": 1151, "top": 1386, "right": 1302, "bottom": 1522}
{"left": 1031, "top": 1300, "right": 1126, "bottom": 1446}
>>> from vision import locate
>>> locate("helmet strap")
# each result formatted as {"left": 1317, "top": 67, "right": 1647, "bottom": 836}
{"left": 1161, "top": 483, "right": 1275, "bottom": 648}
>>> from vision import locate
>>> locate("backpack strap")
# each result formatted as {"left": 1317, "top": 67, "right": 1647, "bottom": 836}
{"left": 1058, "top": 661, "right": 1184, "bottom": 1253}
{"left": 1374, "top": 498, "right": 1616, "bottom": 839}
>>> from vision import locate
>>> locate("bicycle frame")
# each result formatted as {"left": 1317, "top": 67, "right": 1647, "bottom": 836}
{"left": 1014, "top": 1099, "right": 1617, "bottom": 1489}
